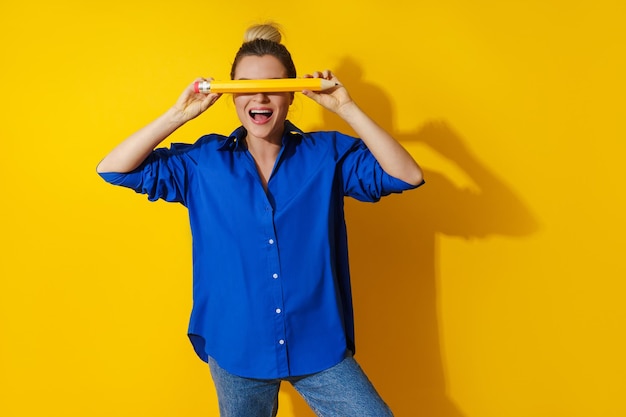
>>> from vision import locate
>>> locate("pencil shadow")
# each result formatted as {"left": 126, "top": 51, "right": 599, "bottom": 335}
{"left": 284, "top": 56, "right": 540, "bottom": 416}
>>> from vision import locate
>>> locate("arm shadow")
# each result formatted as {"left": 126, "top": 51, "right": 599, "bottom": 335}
{"left": 285, "top": 56, "right": 540, "bottom": 416}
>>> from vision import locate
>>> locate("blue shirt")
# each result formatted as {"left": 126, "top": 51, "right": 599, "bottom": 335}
{"left": 99, "top": 121, "right": 421, "bottom": 378}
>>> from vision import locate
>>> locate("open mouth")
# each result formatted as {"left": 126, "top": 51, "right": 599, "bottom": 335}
{"left": 249, "top": 109, "right": 273, "bottom": 122}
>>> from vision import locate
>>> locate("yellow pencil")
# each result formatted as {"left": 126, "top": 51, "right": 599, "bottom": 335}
{"left": 193, "top": 78, "right": 339, "bottom": 94}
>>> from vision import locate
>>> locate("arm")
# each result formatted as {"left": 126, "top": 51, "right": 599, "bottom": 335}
{"left": 302, "top": 70, "right": 423, "bottom": 186}
{"left": 96, "top": 78, "right": 222, "bottom": 173}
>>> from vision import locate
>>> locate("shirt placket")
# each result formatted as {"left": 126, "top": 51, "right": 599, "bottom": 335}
{"left": 264, "top": 203, "right": 289, "bottom": 376}
{"left": 252, "top": 145, "right": 289, "bottom": 377}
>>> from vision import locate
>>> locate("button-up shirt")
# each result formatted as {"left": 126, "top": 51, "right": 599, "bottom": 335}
{"left": 99, "top": 121, "right": 421, "bottom": 378}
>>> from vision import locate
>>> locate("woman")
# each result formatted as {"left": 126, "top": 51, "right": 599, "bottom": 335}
{"left": 97, "top": 22, "right": 423, "bottom": 417}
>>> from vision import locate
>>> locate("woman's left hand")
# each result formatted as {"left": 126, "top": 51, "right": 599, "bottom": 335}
{"left": 301, "top": 70, "right": 354, "bottom": 116}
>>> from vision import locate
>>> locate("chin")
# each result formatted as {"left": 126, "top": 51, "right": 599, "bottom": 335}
{"left": 247, "top": 120, "right": 284, "bottom": 141}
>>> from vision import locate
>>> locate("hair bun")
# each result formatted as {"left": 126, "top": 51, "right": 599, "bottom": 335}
{"left": 243, "top": 22, "right": 283, "bottom": 43}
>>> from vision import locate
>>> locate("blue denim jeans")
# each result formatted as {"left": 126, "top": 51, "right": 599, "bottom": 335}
{"left": 208, "top": 355, "right": 394, "bottom": 417}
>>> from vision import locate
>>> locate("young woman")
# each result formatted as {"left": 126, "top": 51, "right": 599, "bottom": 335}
{"left": 98, "top": 22, "right": 423, "bottom": 417}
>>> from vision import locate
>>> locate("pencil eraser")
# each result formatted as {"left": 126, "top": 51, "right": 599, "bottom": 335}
{"left": 193, "top": 81, "right": 200, "bottom": 93}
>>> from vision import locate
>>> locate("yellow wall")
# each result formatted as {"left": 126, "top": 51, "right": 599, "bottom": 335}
{"left": 1, "top": 1, "right": 625, "bottom": 416}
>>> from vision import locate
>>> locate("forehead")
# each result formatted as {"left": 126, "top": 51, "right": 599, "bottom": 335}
{"left": 233, "top": 55, "right": 288, "bottom": 79}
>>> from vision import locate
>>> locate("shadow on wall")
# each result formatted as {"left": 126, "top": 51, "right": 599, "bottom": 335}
{"left": 286, "top": 57, "right": 539, "bottom": 417}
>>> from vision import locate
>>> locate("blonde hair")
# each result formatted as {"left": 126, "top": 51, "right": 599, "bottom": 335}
{"left": 230, "top": 22, "right": 296, "bottom": 79}
{"left": 243, "top": 22, "right": 284, "bottom": 44}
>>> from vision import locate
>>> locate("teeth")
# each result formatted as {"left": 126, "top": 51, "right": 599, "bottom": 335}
{"left": 250, "top": 110, "right": 272, "bottom": 115}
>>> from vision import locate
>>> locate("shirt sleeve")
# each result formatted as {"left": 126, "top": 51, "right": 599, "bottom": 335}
{"left": 98, "top": 142, "right": 199, "bottom": 206}
{"left": 340, "top": 137, "right": 422, "bottom": 202}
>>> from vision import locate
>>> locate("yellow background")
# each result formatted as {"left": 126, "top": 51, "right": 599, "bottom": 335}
{"left": 1, "top": 1, "right": 625, "bottom": 416}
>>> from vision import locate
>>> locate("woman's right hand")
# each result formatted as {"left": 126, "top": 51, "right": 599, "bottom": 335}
{"left": 172, "top": 78, "right": 222, "bottom": 123}
{"left": 96, "top": 78, "right": 222, "bottom": 174}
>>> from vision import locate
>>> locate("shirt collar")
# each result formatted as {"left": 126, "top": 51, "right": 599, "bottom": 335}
{"left": 283, "top": 120, "right": 304, "bottom": 139}
{"left": 217, "top": 126, "right": 247, "bottom": 151}
{"left": 218, "top": 120, "right": 304, "bottom": 151}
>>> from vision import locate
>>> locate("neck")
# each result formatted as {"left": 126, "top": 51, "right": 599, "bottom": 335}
{"left": 244, "top": 135, "right": 281, "bottom": 192}
{"left": 244, "top": 131, "right": 283, "bottom": 158}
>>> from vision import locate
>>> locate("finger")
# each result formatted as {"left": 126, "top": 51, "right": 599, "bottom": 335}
{"left": 207, "top": 94, "right": 221, "bottom": 108}
{"left": 301, "top": 90, "right": 321, "bottom": 103}
{"left": 193, "top": 76, "right": 213, "bottom": 85}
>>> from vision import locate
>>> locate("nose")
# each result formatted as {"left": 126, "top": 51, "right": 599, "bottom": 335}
{"left": 252, "top": 91, "right": 270, "bottom": 101}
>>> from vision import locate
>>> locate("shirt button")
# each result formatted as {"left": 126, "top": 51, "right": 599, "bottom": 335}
{"left": 268, "top": 239, "right": 274, "bottom": 244}
{"left": 272, "top": 273, "right": 278, "bottom": 279}
{"left": 279, "top": 339, "right": 285, "bottom": 345}
{"left": 275, "top": 308, "right": 281, "bottom": 314}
